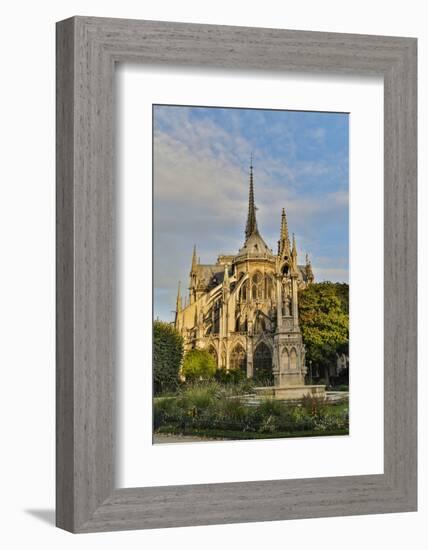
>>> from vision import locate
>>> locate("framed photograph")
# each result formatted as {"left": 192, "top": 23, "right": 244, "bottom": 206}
{"left": 56, "top": 16, "right": 417, "bottom": 532}
{"left": 151, "top": 104, "right": 349, "bottom": 444}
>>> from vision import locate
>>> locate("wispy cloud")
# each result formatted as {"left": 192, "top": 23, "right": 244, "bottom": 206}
{"left": 304, "top": 126, "right": 326, "bottom": 145}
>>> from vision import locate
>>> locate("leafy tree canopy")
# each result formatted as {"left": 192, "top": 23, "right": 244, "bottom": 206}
{"left": 153, "top": 321, "right": 183, "bottom": 395}
{"left": 298, "top": 282, "right": 349, "bottom": 371}
{"left": 182, "top": 349, "right": 216, "bottom": 381}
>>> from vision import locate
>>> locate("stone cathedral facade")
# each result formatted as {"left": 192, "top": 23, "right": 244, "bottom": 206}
{"left": 174, "top": 163, "right": 317, "bottom": 391}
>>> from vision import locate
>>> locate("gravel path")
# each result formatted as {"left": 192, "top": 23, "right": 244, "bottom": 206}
{"left": 154, "top": 433, "right": 221, "bottom": 444}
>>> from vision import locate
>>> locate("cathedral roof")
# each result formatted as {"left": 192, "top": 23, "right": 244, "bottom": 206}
{"left": 193, "top": 264, "right": 225, "bottom": 288}
{"left": 236, "top": 229, "right": 273, "bottom": 259}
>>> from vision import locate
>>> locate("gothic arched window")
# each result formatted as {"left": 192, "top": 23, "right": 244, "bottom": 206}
{"left": 230, "top": 345, "right": 246, "bottom": 372}
{"left": 264, "top": 275, "right": 273, "bottom": 300}
{"left": 235, "top": 313, "right": 248, "bottom": 334}
{"left": 251, "top": 272, "right": 263, "bottom": 300}
{"left": 253, "top": 343, "right": 273, "bottom": 383}
{"left": 235, "top": 314, "right": 248, "bottom": 333}
{"left": 211, "top": 301, "right": 220, "bottom": 334}
{"left": 240, "top": 280, "right": 248, "bottom": 302}
{"left": 235, "top": 315, "right": 240, "bottom": 332}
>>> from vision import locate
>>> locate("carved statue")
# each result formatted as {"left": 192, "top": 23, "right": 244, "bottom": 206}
{"left": 282, "top": 295, "right": 291, "bottom": 316}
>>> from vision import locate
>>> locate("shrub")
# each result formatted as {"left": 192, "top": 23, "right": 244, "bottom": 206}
{"left": 301, "top": 395, "right": 327, "bottom": 417}
{"left": 178, "top": 382, "right": 220, "bottom": 411}
{"left": 252, "top": 372, "right": 275, "bottom": 386}
{"left": 153, "top": 321, "right": 183, "bottom": 396}
{"left": 182, "top": 349, "right": 216, "bottom": 381}
{"left": 234, "top": 377, "right": 257, "bottom": 395}
{"left": 153, "top": 397, "right": 182, "bottom": 430}
{"left": 217, "top": 397, "right": 246, "bottom": 420}
{"left": 256, "top": 398, "right": 284, "bottom": 418}
{"left": 214, "top": 369, "right": 256, "bottom": 394}
{"left": 215, "top": 368, "right": 246, "bottom": 385}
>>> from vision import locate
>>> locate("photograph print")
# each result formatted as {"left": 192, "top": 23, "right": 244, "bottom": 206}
{"left": 153, "top": 104, "right": 349, "bottom": 443}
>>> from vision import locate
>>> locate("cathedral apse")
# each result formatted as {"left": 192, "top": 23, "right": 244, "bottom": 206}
{"left": 174, "top": 160, "right": 317, "bottom": 395}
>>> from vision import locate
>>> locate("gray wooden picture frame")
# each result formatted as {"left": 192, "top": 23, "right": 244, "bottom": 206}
{"left": 56, "top": 16, "right": 417, "bottom": 533}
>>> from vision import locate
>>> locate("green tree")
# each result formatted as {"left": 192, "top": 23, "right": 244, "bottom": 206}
{"left": 153, "top": 321, "right": 183, "bottom": 395}
{"left": 298, "top": 282, "right": 349, "bottom": 379}
{"left": 182, "top": 349, "right": 217, "bottom": 381}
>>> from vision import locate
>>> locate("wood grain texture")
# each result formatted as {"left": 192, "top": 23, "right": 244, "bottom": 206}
{"left": 56, "top": 18, "right": 75, "bottom": 532}
{"left": 56, "top": 16, "right": 417, "bottom": 533}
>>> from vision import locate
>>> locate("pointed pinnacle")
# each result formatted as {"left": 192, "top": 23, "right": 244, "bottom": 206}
{"left": 279, "top": 207, "right": 291, "bottom": 256}
{"left": 245, "top": 158, "right": 258, "bottom": 239}
{"left": 176, "top": 281, "right": 182, "bottom": 311}
{"left": 191, "top": 244, "right": 197, "bottom": 269}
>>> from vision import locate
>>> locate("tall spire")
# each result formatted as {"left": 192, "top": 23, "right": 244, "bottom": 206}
{"left": 278, "top": 208, "right": 291, "bottom": 257}
{"left": 245, "top": 155, "right": 258, "bottom": 240}
{"left": 191, "top": 244, "right": 197, "bottom": 272}
{"left": 189, "top": 245, "right": 198, "bottom": 305}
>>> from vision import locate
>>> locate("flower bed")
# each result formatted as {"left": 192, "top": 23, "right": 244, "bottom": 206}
{"left": 153, "top": 381, "right": 349, "bottom": 440}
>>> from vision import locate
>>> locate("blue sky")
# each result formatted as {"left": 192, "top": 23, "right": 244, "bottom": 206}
{"left": 153, "top": 105, "right": 349, "bottom": 322}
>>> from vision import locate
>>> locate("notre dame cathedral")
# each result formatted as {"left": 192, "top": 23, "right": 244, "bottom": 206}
{"left": 175, "top": 161, "right": 320, "bottom": 394}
